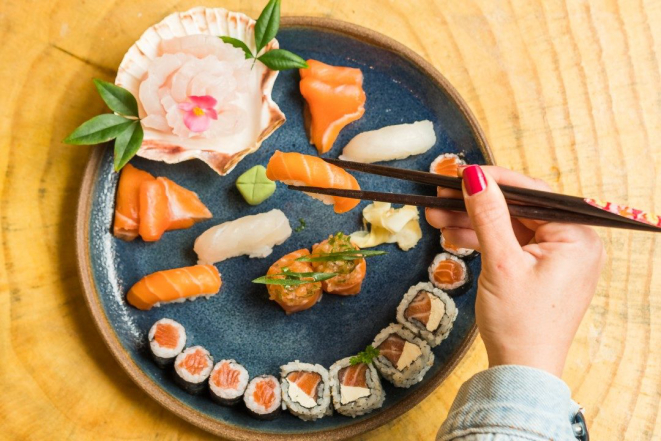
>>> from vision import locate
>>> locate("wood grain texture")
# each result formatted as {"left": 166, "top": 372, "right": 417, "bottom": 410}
{"left": 0, "top": 0, "right": 659, "bottom": 440}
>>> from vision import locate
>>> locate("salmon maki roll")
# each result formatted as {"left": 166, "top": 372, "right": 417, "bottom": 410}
{"left": 280, "top": 361, "right": 331, "bottom": 421}
{"left": 266, "top": 150, "right": 361, "bottom": 214}
{"left": 372, "top": 324, "right": 434, "bottom": 388}
{"left": 429, "top": 153, "right": 466, "bottom": 177}
{"left": 266, "top": 249, "right": 323, "bottom": 314}
{"left": 209, "top": 359, "right": 249, "bottom": 406}
{"left": 440, "top": 232, "right": 475, "bottom": 258}
{"left": 244, "top": 375, "right": 282, "bottom": 420}
{"left": 428, "top": 253, "right": 470, "bottom": 295}
{"left": 113, "top": 164, "right": 155, "bottom": 241}
{"left": 148, "top": 318, "right": 186, "bottom": 368}
{"left": 396, "top": 281, "right": 458, "bottom": 347}
{"left": 310, "top": 232, "right": 366, "bottom": 295}
{"left": 329, "top": 357, "right": 385, "bottom": 417}
{"left": 299, "top": 59, "right": 366, "bottom": 154}
{"left": 174, "top": 346, "right": 213, "bottom": 395}
{"left": 126, "top": 264, "right": 222, "bottom": 310}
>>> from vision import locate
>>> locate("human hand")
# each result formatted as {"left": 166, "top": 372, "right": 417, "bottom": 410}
{"left": 425, "top": 165, "right": 605, "bottom": 377}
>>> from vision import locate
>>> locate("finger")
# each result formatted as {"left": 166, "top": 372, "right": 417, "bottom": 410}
{"left": 441, "top": 227, "right": 480, "bottom": 251}
{"left": 461, "top": 165, "right": 523, "bottom": 263}
{"left": 463, "top": 165, "right": 553, "bottom": 192}
{"left": 425, "top": 208, "right": 472, "bottom": 230}
{"left": 437, "top": 187, "right": 463, "bottom": 199}
{"left": 427, "top": 208, "right": 538, "bottom": 247}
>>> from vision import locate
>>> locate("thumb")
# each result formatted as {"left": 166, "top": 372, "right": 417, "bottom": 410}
{"left": 461, "top": 165, "right": 522, "bottom": 263}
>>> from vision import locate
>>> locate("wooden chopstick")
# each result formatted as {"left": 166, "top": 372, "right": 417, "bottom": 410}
{"left": 322, "top": 158, "right": 656, "bottom": 231}
{"left": 288, "top": 185, "right": 661, "bottom": 232}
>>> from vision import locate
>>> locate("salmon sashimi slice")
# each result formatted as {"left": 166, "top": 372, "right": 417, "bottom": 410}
{"left": 338, "top": 363, "right": 368, "bottom": 388}
{"left": 127, "top": 264, "right": 221, "bottom": 310}
{"left": 287, "top": 371, "right": 321, "bottom": 399}
{"left": 265, "top": 150, "right": 361, "bottom": 213}
{"left": 404, "top": 292, "right": 432, "bottom": 327}
{"left": 113, "top": 164, "right": 155, "bottom": 241}
{"left": 377, "top": 334, "right": 406, "bottom": 367}
{"left": 299, "top": 59, "right": 366, "bottom": 154}
{"left": 139, "top": 179, "right": 170, "bottom": 242}
{"left": 253, "top": 378, "right": 277, "bottom": 409}
{"left": 153, "top": 323, "right": 180, "bottom": 349}
{"left": 178, "top": 348, "right": 209, "bottom": 375}
{"left": 433, "top": 259, "right": 465, "bottom": 285}
{"left": 158, "top": 177, "right": 212, "bottom": 230}
{"left": 266, "top": 249, "right": 323, "bottom": 314}
{"left": 211, "top": 361, "right": 241, "bottom": 389}
{"left": 430, "top": 154, "right": 465, "bottom": 177}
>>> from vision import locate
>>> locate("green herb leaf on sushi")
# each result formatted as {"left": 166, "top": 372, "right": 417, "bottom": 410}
{"left": 350, "top": 345, "right": 380, "bottom": 365}
{"left": 296, "top": 249, "right": 387, "bottom": 262}
{"left": 252, "top": 271, "right": 339, "bottom": 286}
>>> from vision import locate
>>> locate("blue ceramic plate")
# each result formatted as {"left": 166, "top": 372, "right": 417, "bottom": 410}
{"left": 77, "top": 17, "right": 491, "bottom": 441}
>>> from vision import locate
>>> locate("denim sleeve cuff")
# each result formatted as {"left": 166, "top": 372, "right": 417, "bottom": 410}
{"left": 437, "top": 365, "right": 578, "bottom": 441}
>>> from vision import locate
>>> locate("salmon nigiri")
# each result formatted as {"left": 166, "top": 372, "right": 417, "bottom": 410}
{"left": 265, "top": 150, "right": 361, "bottom": 214}
{"left": 113, "top": 164, "right": 155, "bottom": 241}
{"left": 300, "top": 59, "right": 366, "bottom": 154}
{"left": 127, "top": 264, "right": 221, "bottom": 310}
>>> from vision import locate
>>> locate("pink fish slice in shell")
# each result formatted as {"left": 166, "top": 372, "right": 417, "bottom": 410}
{"left": 115, "top": 7, "right": 286, "bottom": 175}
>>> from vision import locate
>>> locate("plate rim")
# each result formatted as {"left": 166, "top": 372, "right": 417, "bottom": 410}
{"left": 76, "top": 16, "right": 493, "bottom": 441}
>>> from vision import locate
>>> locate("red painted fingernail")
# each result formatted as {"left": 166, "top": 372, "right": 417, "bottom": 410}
{"left": 463, "top": 165, "right": 487, "bottom": 196}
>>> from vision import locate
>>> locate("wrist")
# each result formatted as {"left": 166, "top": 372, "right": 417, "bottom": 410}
{"left": 486, "top": 343, "right": 567, "bottom": 378}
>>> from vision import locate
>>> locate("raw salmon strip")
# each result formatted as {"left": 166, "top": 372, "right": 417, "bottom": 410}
{"left": 287, "top": 371, "right": 321, "bottom": 400}
{"left": 404, "top": 292, "right": 432, "bottom": 327}
{"left": 158, "top": 177, "right": 212, "bottom": 230}
{"left": 432, "top": 259, "right": 465, "bottom": 285}
{"left": 377, "top": 334, "right": 406, "bottom": 367}
{"left": 127, "top": 264, "right": 221, "bottom": 310}
{"left": 338, "top": 363, "right": 368, "bottom": 388}
{"left": 266, "top": 150, "right": 361, "bottom": 214}
{"left": 113, "top": 164, "right": 155, "bottom": 241}
{"left": 139, "top": 179, "right": 171, "bottom": 242}
{"left": 299, "top": 59, "right": 366, "bottom": 154}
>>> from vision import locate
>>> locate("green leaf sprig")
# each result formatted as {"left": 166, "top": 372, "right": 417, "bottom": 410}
{"left": 64, "top": 79, "right": 143, "bottom": 172}
{"left": 220, "top": 0, "right": 308, "bottom": 71}
{"left": 350, "top": 345, "right": 380, "bottom": 365}
{"left": 296, "top": 249, "right": 387, "bottom": 263}
{"left": 252, "top": 271, "right": 338, "bottom": 286}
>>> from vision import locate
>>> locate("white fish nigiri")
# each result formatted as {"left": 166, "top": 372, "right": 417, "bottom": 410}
{"left": 339, "top": 120, "right": 436, "bottom": 163}
{"left": 194, "top": 209, "right": 292, "bottom": 264}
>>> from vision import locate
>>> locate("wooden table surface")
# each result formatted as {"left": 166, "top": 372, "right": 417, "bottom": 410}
{"left": 1, "top": 0, "right": 659, "bottom": 439}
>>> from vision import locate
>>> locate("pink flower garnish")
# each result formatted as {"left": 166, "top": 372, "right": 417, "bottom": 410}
{"left": 179, "top": 95, "right": 219, "bottom": 133}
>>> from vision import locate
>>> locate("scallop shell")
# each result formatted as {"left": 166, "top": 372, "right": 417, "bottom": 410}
{"left": 115, "top": 7, "right": 286, "bottom": 175}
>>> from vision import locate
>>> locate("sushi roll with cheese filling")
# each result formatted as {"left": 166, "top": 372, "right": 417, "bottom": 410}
{"left": 244, "top": 375, "right": 282, "bottom": 420}
{"left": 372, "top": 324, "right": 434, "bottom": 388}
{"left": 173, "top": 346, "right": 213, "bottom": 395}
{"left": 397, "top": 282, "right": 458, "bottom": 347}
{"left": 209, "top": 359, "right": 249, "bottom": 406}
{"left": 329, "top": 357, "right": 385, "bottom": 417}
{"left": 148, "top": 318, "right": 186, "bottom": 368}
{"left": 429, "top": 153, "right": 466, "bottom": 176}
{"left": 428, "top": 253, "right": 470, "bottom": 295}
{"left": 280, "top": 361, "right": 332, "bottom": 421}
{"left": 440, "top": 233, "right": 475, "bottom": 258}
